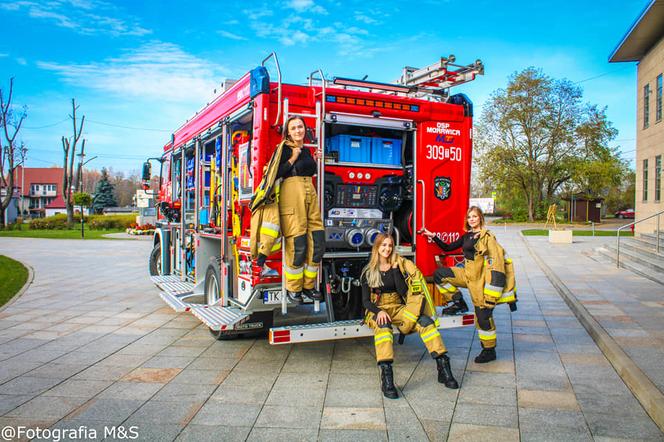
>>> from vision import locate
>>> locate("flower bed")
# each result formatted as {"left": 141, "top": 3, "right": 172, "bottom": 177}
{"left": 126, "top": 223, "right": 155, "bottom": 236}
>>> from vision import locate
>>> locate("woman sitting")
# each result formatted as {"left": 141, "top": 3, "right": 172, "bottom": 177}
{"left": 361, "top": 233, "right": 458, "bottom": 399}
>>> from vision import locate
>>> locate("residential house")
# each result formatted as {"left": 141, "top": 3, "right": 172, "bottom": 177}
{"left": 13, "top": 166, "right": 66, "bottom": 218}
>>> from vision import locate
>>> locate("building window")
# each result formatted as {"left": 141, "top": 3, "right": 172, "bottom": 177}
{"left": 656, "top": 155, "right": 662, "bottom": 202}
{"left": 644, "top": 84, "right": 650, "bottom": 128}
{"left": 643, "top": 159, "right": 649, "bottom": 201}
{"left": 657, "top": 74, "right": 663, "bottom": 123}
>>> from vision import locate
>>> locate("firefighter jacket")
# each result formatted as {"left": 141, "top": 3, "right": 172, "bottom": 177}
{"left": 250, "top": 141, "right": 286, "bottom": 259}
{"left": 464, "top": 229, "right": 516, "bottom": 308}
{"left": 394, "top": 255, "right": 438, "bottom": 334}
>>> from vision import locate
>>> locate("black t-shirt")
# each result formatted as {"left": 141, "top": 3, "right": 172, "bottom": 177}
{"left": 276, "top": 144, "right": 317, "bottom": 179}
{"left": 361, "top": 267, "right": 408, "bottom": 314}
{"left": 432, "top": 231, "right": 479, "bottom": 260}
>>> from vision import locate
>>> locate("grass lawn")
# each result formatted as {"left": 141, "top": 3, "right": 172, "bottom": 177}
{"left": 0, "top": 255, "right": 29, "bottom": 307}
{"left": 0, "top": 228, "right": 125, "bottom": 239}
{"left": 522, "top": 229, "right": 634, "bottom": 237}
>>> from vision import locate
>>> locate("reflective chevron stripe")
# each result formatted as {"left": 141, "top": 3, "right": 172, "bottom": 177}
{"left": 284, "top": 265, "right": 303, "bottom": 281}
{"left": 304, "top": 265, "right": 319, "bottom": 279}
{"left": 402, "top": 310, "right": 418, "bottom": 323}
{"left": 260, "top": 222, "right": 280, "bottom": 238}
{"left": 421, "top": 329, "right": 441, "bottom": 343}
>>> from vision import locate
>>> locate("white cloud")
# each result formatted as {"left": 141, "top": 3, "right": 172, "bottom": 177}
{"left": 37, "top": 41, "right": 228, "bottom": 102}
{"left": 16, "top": 57, "right": 27, "bottom": 65}
{"left": 0, "top": 53, "right": 9, "bottom": 58}
{"left": 217, "top": 30, "right": 247, "bottom": 41}
{"left": 0, "top": 0, "right": 151, "bottom": 36}
{"left": 286, "top": 0, "right": 327, "bottom": 14}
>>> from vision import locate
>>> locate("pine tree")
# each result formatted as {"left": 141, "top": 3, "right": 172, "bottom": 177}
{"left": 92, "top": 168, "right": 117, "bottom": 214}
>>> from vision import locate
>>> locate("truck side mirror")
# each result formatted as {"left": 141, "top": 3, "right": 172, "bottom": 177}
{"left": 142, "top": 161, "right": 152, "bottom": 189}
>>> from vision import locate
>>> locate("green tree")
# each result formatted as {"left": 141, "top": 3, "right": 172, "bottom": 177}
{"left": 91, "top": 168, "right": 117, "bottom": 214}
{"left": 476, "top": 68, "right": 621, "bottom": 221}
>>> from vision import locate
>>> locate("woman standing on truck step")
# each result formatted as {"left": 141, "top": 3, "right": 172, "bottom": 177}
{"left": 424, "top": 206, "right": 516, "bottom": 364}
{"left": 362, "top": 233, "right": 458, "bottom": 399}
{"left": 265, "top": 116, "right": 325, "bottom": 303}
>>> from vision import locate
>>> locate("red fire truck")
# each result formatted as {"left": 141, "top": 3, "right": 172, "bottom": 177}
{"left": 143, "top": 53, "right": 483, "bottom": 343}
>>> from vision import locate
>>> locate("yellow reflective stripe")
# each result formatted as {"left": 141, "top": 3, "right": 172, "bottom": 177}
{"left": 483, "top": 286, "right": 502, "bottom": 298}
{"left": 374, "top": 335, "right": 393, "bottom": 345}
{"left": 270, "top": 238, "right": 282, "bottom": 252}
{"left": 260, "top": 222, "right": 280, "bottom": 238}
{"left": 421, "top": 329, "right": 441, "bottom": 343}
{"left": 402, "top": 310, "right": 418, "bottom": 323}
{"left": 304, "top": 265, "right": 319, "bottom": 278}
{"left": 284, "top": 265, "right": 303, "bottom": 280}
{"left": 506, "top": 258, "right": 512, "bottom": 263}
{"left": 260, "top": 227, "right": 279, "bottom": 238}
{"left": 436, "top": 284, "right": 448, "bottom": 294}
{"left": 438, "top": 283, "right": 456, "bottom": 293}
{"left": 375, "top": 330, "right": 392, "bottom": 338}
{"left": 477, "top": 329, "right": 496, "bottom": 340}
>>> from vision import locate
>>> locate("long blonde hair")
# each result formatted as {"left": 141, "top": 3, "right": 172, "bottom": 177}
{"left": 465, "top": 205, "right": 486, "bottom": 231}
{"left": 361, "top": 233, "right": 398, "bottom": 288}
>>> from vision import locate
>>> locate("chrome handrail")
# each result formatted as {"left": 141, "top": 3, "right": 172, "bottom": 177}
{"left": 262, "top": 52, "right": 282, "bottom": 127}
{"left": 616, "top": 209, "right": 664, "bottom": 267}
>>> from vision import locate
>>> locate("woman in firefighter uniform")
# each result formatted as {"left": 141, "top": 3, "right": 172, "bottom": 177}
{"left": 362, "top": 233, "right": 458, "bottom": 399}
{"left": 424, "top": 206, "right": 516, "bottom": 364}
{"left": 274, "top": 116, "right": 325, "bottom": 302}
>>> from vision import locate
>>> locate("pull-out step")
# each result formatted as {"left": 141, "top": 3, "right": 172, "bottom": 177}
{"left": 150, "top": 275, "right": 195, "bottom": 295}
{"left": 269, "top": 313, "right": 475, "bottom": 345}
{"left": 190, "top": 306, "right": 250, "bottom": 331}
{"left": 158, "top": 292, "right": 198, "bottom": 313}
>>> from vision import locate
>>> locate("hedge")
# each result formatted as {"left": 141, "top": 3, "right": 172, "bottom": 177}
{"left": 29, "top": 214, "right": 136, "bottom": 230}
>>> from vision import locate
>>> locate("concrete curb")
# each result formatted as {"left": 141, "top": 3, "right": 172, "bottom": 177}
{"left": 0, "top": 256, "right": 34, "bottom": 312}
{"left": 520, "top": 233, "right": 664, "bottom": 433}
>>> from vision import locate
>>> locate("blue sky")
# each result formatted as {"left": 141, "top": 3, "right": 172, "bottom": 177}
{"left": 0, "top": 0, "right": 646, "bottom": 173}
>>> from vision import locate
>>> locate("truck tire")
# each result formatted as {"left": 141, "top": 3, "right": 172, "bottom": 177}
{"left": 205, "top": 261, "right": 221, "bottom": 306}
{"left": 149, "top": 243, "right": 162, "bottom": 276}
{"left": 204, "top": 261, "right": 238, "bottom": 340}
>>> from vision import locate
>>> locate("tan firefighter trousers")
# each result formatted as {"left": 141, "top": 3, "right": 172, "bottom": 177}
{"left": 365, "top": 293, "right": 447, "bottom": 363}
{"left": 279, "top": 177, "right": 325, "bottom": 292}
{"left": 435, "top": 266, "right": 497, "bottom": 349}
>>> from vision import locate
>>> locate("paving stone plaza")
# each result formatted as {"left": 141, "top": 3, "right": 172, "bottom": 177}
{"left": 1, "top": 229, "right": 663, "bottom": 441}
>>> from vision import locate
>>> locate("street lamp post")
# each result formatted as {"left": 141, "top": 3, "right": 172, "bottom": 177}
{"left": 74, "top": 155, "right": 97, "bottom": 239}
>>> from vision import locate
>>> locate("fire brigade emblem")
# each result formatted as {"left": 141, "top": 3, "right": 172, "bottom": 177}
{"left": 434, "top": 177, "right": 451, "bottom": 201}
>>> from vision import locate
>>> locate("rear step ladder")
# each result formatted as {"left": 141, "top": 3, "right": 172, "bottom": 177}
{"left": 280, "top": 76, "right": 325, "bottom": 316}
{"left": 150, "top": 275, "right": 195, "bottom": 295}
{"left": 269, "top": 313, "right": 475, "bottom": 345}
{"left": 190, "top": 306, "right": 250, "bottom": 331}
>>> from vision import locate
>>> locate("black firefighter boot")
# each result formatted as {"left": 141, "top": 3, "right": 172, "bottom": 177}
{"left": 435, "top": 354, "right": 459, "bottom": 389}
{"left": 442, "top": 292, "right": 469, "bottom": 315}
{"left": 474, "top": 347, "right": 497, "bottom": 364}
{"left": 378, "top": 362, "right": 399, "bottom": 399}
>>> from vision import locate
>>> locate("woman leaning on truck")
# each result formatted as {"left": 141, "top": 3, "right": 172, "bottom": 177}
{"left": 273, "top": 116, "right": 325, "bottom": 303}
{"left": 362, "top": 233, "right": 458, "bottom": 399}
{"left": 424, "top": 205, "right": 514, "bottom": 364}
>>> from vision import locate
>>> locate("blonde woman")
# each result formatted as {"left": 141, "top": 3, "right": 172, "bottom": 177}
{"left": 424, "top": 206, "right": 513, "bottom": 364}
{"left": 361, "top": 233, "right": 458, "bottom": 399}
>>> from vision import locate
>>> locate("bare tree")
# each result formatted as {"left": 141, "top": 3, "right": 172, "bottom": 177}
{"left": 61, "top": 99, "right": 86, "bottom": 225}
{"left": 0, "top": 78, "right": 27, "bottom": 227}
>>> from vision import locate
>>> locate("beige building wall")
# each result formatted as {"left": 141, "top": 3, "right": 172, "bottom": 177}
{"left": 635, "top": 36, "right": 664, "bottom": 234}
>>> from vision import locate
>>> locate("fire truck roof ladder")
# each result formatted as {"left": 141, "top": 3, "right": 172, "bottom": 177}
{"left": 397, "top": 55, "right": 484, "bottom": 93}
{"left": 330, "top": 55, "right": 483, "bottom": 98}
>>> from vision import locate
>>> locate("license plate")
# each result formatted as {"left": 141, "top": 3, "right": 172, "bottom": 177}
{"left": 263, "top": 290, "right": 283, "bottom": 304}
{"left": 236, "top": 321, "right": 263, "bottom": 330}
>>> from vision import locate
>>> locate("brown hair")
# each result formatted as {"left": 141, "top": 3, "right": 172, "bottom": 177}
{"left": 361, "top": 233, "right": 397, "bottom": 288}
{"left": 282, "top": 116, "right": 307, "bottom": 144}
{"left": 465, "top": 205, "right": 485, "bottom": 231}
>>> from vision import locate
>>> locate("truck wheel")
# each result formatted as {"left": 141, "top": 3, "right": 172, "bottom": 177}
{"left": 149, "top": 243, "right": 162, "bottom": 276}
{"left": 205, "top": 262, "right": 221, "bottom": 306}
